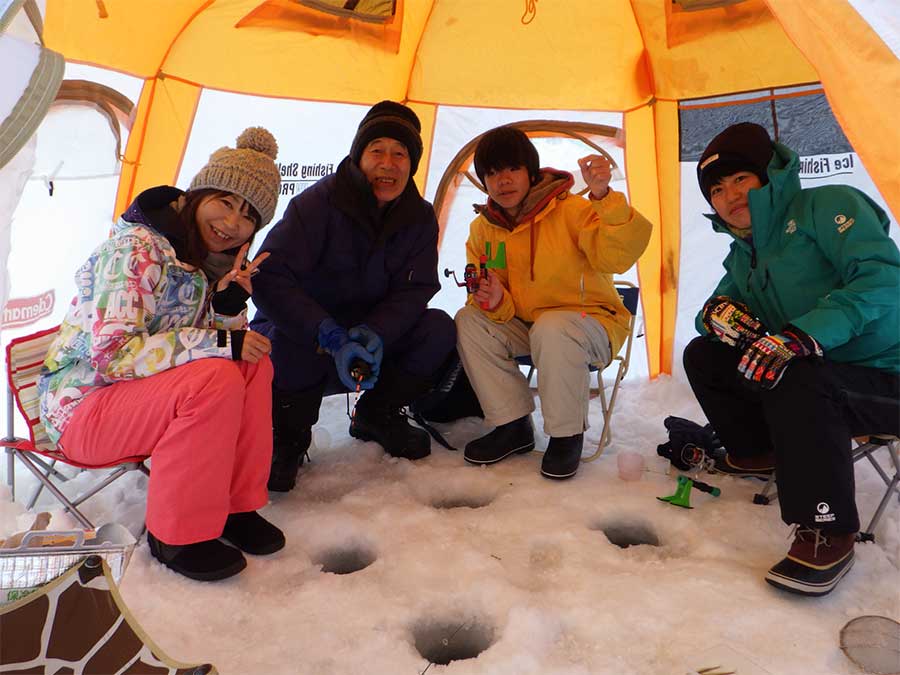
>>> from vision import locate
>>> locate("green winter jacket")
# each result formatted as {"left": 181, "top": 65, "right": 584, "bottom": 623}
{"left": 695, "top": 143, "right": 900, "bottom": 373}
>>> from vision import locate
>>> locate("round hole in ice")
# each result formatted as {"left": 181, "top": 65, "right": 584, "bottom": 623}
{"left": 593, "top": 518, "right": 660, "bottom": 548}
{"left": 313, "top": 544, "right": 377, "bottom": 575}
{"left": 412, "top": 617, "right": 496, "bottom": 666}
{"left": 430, "top": 494, "right": 494, "bottom": 510}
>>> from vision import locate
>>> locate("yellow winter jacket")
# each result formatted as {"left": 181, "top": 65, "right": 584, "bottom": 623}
{"left": 466, "top": 170, "right": 653, "bottom": 357}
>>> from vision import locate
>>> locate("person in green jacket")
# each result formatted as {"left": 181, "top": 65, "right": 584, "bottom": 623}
{"left": 683, "top": 122, "right": 899, "bottom": 597}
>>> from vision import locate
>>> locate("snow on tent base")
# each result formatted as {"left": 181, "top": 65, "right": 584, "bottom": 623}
{"left": 0, "top": 555, "right": 216, "bottom": 674}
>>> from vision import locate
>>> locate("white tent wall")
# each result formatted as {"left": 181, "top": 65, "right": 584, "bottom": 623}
{"left": 0, "top": 135, "right": 34, "bottom": 345}
{"left": 174, "top": 91, "right": 369, "bottom": 224}
{"left": 0, "top": 62, "right": 141, "bottom": 453}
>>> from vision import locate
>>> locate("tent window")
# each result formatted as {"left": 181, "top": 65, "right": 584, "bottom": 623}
{"left": 296, "top": 0, "right": 396, "bottom": 24}
{"left": 678, "top": 86, "right": 851, "bottom": 161}
{"left": 237, "top": 0, "right": 402, "bottom": 52}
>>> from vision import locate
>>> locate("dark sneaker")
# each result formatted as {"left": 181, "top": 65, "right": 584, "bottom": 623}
{"left": 148, "top": 532, "right": 246, "bottom": 582}
{"left": 221, "top": 511, "right": 285, "bottom": 555}
{"left": 350, "top": 399, "right": 431, "bottom": 460}
{"left": 464, "top": 416, "right": 535, "bottom": 465}
{"left": 268, "top": 428, "right": 311, "bottom": 492}
{"left": 765, "top": 527, "right": 856, "bottom": 597}
{"left": 541, "top": 433, "right": 583, "bottom": 480}
{"left": 711, "top": 451, "right": 775, "bottom": 479}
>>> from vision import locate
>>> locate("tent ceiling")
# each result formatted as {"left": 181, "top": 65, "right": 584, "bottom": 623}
{"left": 45, "top": 0, "right": 815, "bottom": 108}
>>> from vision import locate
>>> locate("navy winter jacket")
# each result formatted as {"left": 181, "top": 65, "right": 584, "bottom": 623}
{"left": 251, "top": 157, "right": 441, "bottom": 349}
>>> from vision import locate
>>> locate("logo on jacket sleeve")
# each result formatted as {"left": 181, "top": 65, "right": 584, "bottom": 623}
{"left": 785, "top": 219, "right": 797, "bottom": 234}
{"left": 834, "top": 214, "right": 855, "bottom": 233}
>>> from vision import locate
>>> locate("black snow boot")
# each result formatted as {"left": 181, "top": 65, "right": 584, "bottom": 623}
{"left": 268, "top": 385, "right": 322, "bottom": 492}
{"left": 148, "top": 532, "right": 246, "bottom": 582}
{"left": 220, "top": 511, "right": 285, "bottom": 555}
{"left": 349, "top": 365, "right": 433, "bottom": 460}
{"left": 464, "top": 416, "right": 535, "bottom": 465}
{"left": 541, "top": 433, "right": 584, "bottom": 480}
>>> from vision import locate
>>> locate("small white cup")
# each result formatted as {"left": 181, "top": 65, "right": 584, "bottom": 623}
{"left": 617, "top": 452, "right": 645, "bottom": 481}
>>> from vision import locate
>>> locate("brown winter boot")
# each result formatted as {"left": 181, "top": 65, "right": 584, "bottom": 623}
{"left": 765, "top": 526, "right": 856, "bottom": 596}
{"left": 712, "top": 450, "right": 776, "bottom": 479}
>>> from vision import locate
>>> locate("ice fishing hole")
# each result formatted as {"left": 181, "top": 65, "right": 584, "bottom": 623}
{"left": 313, "top": 544, "right": 377, "bottom": 575}
{"left": 412, "top": 617, "right": 496, "bottom": 666}
{"left": 593, "top": 518, "right": 660, "bottom": 548}
{"left": 430, "top": 493, "right": 494, "bottom": 510}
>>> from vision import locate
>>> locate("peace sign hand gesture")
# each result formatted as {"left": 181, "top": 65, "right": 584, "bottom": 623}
{"left": 216, "top": 243, "right": 270, "bottom": 294}
{"left": 212, "top": 244, "right": 270, "bottom": 316}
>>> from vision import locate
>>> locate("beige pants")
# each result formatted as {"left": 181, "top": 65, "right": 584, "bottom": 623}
{"left": 455, "top": 306, "right": 611, "bottom": 437}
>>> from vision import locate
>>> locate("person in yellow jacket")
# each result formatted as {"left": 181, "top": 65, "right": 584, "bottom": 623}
{"left": 456, "top": 126, "right": 652, "bottom": 479}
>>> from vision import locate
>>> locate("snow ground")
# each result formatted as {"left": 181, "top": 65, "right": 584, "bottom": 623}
{"left": 2, "top": 374, "right": 898, "bottom": 675}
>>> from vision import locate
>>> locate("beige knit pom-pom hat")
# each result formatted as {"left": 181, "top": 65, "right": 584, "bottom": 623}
{"left": 189, "top": 126, "right": 281, "bottom": 227}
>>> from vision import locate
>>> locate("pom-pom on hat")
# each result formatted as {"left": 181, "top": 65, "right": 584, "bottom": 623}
{"left": 189, "top": 126, "right": 281, "bottom": 227}
{"left": 697, "top": 122, "right": 774, "bottom": 203}
{"left": 350, "top": 100, "right": 423, "bottom": 175}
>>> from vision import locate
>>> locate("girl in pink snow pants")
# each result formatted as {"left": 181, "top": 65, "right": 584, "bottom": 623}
{"left": 40, "top": 127, "right": 285, "bottom": 581}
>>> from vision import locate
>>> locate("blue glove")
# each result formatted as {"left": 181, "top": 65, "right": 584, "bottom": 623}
{"left": 348, "top": 325, "right": 383, "bottom": 375}
{"left": 317, "top": 318, "right": 377, "bottom": 391}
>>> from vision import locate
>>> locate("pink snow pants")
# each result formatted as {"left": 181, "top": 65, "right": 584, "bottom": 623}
{"left": 59, "top": 357, "right": 273, "bottom": 545}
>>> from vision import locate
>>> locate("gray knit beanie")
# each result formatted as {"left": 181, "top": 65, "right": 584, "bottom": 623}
{"left": 189, "top": 127, "right": 281, "bottom": 227}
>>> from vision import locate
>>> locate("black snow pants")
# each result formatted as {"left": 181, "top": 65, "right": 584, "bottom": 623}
{"left": 683, "top": 336, "right": 900, "bottom": 534}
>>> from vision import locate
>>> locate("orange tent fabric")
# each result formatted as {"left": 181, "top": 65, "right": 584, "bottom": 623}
{"left": 41, "top": 0, "right": 898, "bottom": 376}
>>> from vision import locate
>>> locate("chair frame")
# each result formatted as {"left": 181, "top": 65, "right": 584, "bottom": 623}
{"left": 752, "top": 434, "right": 900, "bottom": 542}
{"left": 519, "top": 280, "right": 640, "bottom": 462}
{"left": 2, "top": 326, "right": 149, "bottom": 530}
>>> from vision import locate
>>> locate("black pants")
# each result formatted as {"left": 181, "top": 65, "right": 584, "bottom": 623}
{"left": 683, "top": 337, "right": 900, "bottom": 533}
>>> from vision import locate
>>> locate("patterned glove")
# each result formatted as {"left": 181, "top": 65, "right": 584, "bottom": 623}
{"left": 318, "top": 318, "right": 377, "bottom": 391}
{"left": 738, "top": 325, "right": 822, "bottom": 391}
{"left": 702, "top": 296, "right": 766, "bottom": 350}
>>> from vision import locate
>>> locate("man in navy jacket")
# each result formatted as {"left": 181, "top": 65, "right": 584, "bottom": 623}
{"left": 252, "top": 101, "right": 455, "bottom": 491}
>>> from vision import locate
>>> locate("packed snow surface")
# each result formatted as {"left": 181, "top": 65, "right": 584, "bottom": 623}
{"left": 3, "top": 375, "right": 898, "bottom": 675}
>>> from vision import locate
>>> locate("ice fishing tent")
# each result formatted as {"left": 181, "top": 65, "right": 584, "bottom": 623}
{"left": 3, "top": 0, "right": 899, "bottom": 377}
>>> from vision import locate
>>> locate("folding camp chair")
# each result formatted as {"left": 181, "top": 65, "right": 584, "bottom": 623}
{"left": 2, "top": 326, "right": 149, "bottom": 530}
{"left": 752, "top": 434, "right": 900, "bottom": 543}
{"left": 516, "top": 280, "right": 640, "bottom": 462}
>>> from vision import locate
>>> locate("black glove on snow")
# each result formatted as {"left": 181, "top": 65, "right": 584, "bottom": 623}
{"left": 656, "top": 416, "right": 723, "bottom": 471}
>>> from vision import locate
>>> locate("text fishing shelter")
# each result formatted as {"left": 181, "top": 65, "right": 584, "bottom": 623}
{"left": 2, "top": 0, "right": 898, "bottom": 418}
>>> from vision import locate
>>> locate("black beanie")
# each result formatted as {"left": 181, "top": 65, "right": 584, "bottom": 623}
{"left": 697, "top": 122, "right": 774, "bottom": 203}
{"left": 350, "top": 100, "right": 424, "bottom": 175}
